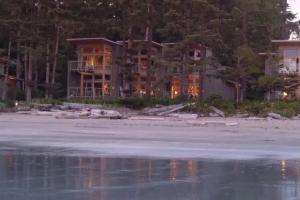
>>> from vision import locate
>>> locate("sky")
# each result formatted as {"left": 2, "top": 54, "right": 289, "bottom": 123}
{"left": 289, "top": 0, "right": 300, "bottom": 20}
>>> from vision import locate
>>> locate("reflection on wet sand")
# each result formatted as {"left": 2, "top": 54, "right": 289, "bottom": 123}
{"left": 0, "top": 153, "right": 300, "bottom": 200}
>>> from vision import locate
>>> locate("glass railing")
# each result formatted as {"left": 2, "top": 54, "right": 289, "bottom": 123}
{"left": 68, "top": 61, "right": 111, "bottom": 73}
{"left": 68, "top": 87, "right": 109, "bottom": 98}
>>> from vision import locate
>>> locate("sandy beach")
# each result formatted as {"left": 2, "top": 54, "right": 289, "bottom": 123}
{"left": 0, "top": 113, "right": 300, "bottom": 160}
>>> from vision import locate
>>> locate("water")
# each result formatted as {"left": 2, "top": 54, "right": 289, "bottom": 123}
{"left": 0, "top": 150, "right": 299, "bottom": 200}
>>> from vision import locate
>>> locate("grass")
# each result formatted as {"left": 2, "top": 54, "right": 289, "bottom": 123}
{"left": 32, "top": 97, "right": 183, "bottom": 110}
{"left": 11, "top": 96, "right": 300, "bottom": 118}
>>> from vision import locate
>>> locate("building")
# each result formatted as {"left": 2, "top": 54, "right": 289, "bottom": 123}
{"left": 67, "top": 37, "right": 235, "bottom": 100}
{"left": 118, "top": 40, "right": 163, "bottom": 97}
{"left": 263, "top": 40, "right": 300, "bottom": 99}
{"left": 67, "top": 38, "right": 122, "bottom": 99}
{"left": 162, "top": 43, "right": 208, "bottom": 99}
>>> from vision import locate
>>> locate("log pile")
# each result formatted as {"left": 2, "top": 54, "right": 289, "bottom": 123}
{"left": 143, "top": 104, "right": 190, "bottom": 116}
{"left": 17, "top": 103, "right": 122, "bottom": 119}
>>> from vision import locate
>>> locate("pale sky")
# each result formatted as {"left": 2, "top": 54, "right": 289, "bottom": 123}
{"left": 289, "top": 0, "right": 300, "bottom": 20}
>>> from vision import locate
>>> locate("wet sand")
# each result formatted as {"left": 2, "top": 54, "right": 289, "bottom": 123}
{"left": 0, "top": 113, "right": 300, "bottom": 160}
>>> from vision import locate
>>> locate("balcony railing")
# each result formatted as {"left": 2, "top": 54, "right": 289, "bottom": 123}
{"left": 68, "top": 87, "right": 110, "bottom": 98}
{"left": 68, "top": 61, "right": 111, "bottom": 73}
{"left": 278, "top": 64, "right": 300, "bottom": 76}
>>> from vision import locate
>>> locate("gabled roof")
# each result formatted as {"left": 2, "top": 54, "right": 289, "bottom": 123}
{"left": 272, "top": 40, "right": 300, "bottom": 46}
{"left": 67, "top": 37, "right": 121, "bottom": 46}
{"left": 116, "top": 40, "right": 163, "bottom": 48}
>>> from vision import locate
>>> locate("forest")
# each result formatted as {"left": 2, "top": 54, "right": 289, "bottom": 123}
{"left": 0, "top": 0, "right": 299, "bottom": 102}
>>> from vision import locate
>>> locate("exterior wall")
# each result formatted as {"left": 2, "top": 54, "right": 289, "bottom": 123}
{"left": 0, "top": 64, "right": 4, "bottom": 75}
{"left": 203, "top": 65, "right": 235, "bottom": 101}
{"left": 0, "top": 77, "right": 17, "bottom": 101}
{"left": 0, "top": 79, "right": 5, "bottom": 101}
{"left": 0, "top": 64, "right": 17, "bottom": 101}
{"left": 111, "top": 45, "right": 122, "bottom": 98}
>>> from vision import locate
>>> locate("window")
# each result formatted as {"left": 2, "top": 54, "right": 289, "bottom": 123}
{"left": 94, "top": 48, "right": 102, "bottom": 54}
{"left": 82, "top": 48, "right": 93, "bottom": 54}
{"left": 189, "top": 51, "right": 195, "bottom": 57}
{"left": 141, "top": 49, "right": 148, "bottom": 55}
{"left": 95, "top": 56, "right": 103, "bottom": 66}
{"left": 105, "top": 75, "right": 111, "bottom": 81}
{"left": 284, "top": 49, "right": 298, "bottom": 58}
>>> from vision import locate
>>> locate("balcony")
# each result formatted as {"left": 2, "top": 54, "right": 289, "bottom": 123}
{"left": 68, "top": 61, "right": 111, "bottom": 74}
{"left": 278, "top": 63, "right": 300, "bottom": 77}
{"left": 68, "top": 87, "right": 110, "bottom": 98}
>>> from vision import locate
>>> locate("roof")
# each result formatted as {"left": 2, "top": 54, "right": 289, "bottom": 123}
{"left": 258, "top": 52, "right": 278, "bottom": 56}
{"left": 116, "top": 40, "right": 163, "bottom": 48}
{"left": 67, "top": 38, "right": 121, "bottom": 46}
{"left": 272, "top": 40, "right": 300, "bottom": 46}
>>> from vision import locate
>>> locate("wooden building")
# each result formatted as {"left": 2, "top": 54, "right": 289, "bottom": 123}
{"left": 67, "top": 37, "right": 235, "bottom": 100}
{"left": 162, "top": 43, "right": 207, "bottom": 99}
{"left": 67, "top": 38, "right": 122, "bottom": 99}
{"left": 263, "top": 40, "right": 300, "bottom": 100}
{"left": 118, "top": 40, "right": 163, "bottom": 97}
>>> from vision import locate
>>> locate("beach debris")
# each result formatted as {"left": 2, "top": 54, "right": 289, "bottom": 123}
{"left": 129, "top": 116, "right": 165, "bottom": 121}
{"left": 210, "top": 106, "right": 225, "bottom": 118}
{"left": 187, "top": 120, "right": 239, "bottom": 127}
{"left": 168, "top": 113, "right": 198, "bottom": 120}
{"left": 89, "top": 109, "right": 122, "bottom": 119}
{"left": 268, "top": 113, "right": 284, "bottom": 120}
{"left": 143, "top": 103, "right": 190, "bottom": 116}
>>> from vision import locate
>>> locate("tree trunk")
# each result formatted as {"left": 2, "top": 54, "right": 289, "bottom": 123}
{"left": 7, "top": 37, "right": 11, "bottom": 58}
{"left": 50, "top": 25, "right": 60, "bottom": 97}
{"left": 145, "top": 0, "right": 153, "bottom": 99}
{"left": 16, "top": 31, "right": 22, "bottom": 90}
{"left": 26, "top": 48, "right": 33, "bottom": 102}
{"left": 199, "top": 64, "right": 205, "bottom": 99}
{"left": 180, "top": 54, "right": 188, "bottom": 99}
{"left": 45, "top": 39, "right": 50, "bottom": 98}
{"left": 235, "top": 83, "right": 241, "bottom": 105}
{"left": 242, "top": 14, "right": 248, "bottom": 46}
{"left": 266, "top": 90, "right": 271, "bottom": 102}
{"left": 34, "top": 67, "right": 38, "bottom": 91}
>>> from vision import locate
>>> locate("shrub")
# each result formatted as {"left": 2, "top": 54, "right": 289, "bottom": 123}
{"left": 205, "top": 94, "right": 236, "bottom": 115}
{"left": 288, "top": 101, "right": 300, "bottom": 114}
{"left": 239, "top": 101, "right": 268, "bottom": 115}
{"left": 185, "top": 101, "right": 212, "bottom": 114}
{"left": 120, "top": 98, "right": 147, "bottom": 110}
{"left": 32, "top": 98, "right": 64, "bottom": 106}
{"left": 119, "top": 97, "right": 182, "bottom": 110}
{"left": 0, "top": 100, "right": 15, "bottom": 112}
{"left": 0, "top": 101, "right": 7, "bottom": 112}
{"left": 273, "top": 108, "right": 296, "bottom": 118}
{"left": 270, "top": 101, "right": 299, "bottom": 118}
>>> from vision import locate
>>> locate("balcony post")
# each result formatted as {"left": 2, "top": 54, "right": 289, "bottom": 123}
{"left": 92, "top": 73, "right": 95, "bottom": 99}
{"left": 80, "top": 73, "right": 84, "bottom": 97}
{"left": 67, "top": 62, "right": 70, "bottom": 98}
